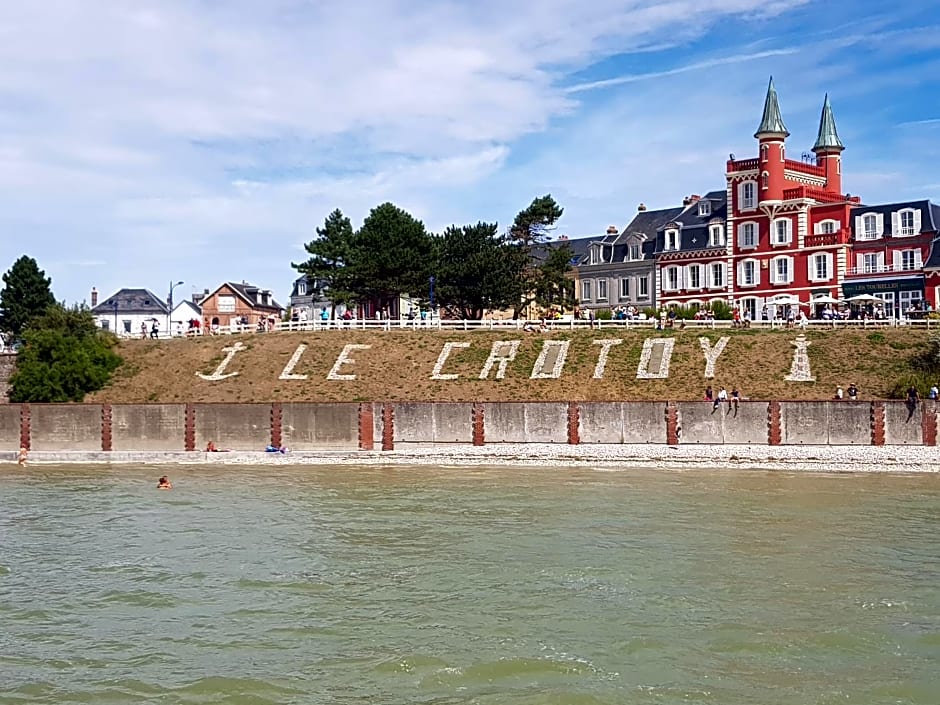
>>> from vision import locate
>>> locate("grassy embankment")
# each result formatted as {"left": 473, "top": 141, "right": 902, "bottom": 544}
{"left": 85, "top": 326, "right": 929, "bottom": 403}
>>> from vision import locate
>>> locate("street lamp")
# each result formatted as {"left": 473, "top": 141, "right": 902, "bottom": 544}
{"left": 168, "top": 280, "right": 184, "bottom": 337}
{"left": 429, "top": 275, "right": 435, "bottom": 320}
{"left": 113, "top": 299, "right": 118, "bottom": 333}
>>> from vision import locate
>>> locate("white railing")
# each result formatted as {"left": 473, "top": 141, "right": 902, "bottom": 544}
{"left": 131, "top": 315, "right": 940, "bottom": 338}
{"left": 846, "top": 263, "right": 919, "bottom": 276}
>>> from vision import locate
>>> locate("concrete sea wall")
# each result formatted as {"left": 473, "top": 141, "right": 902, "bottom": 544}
{"left": 3, "top": 400, "right": 938, "bottom": 452}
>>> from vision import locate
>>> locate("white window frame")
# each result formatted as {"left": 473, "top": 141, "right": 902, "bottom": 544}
{"left": 772, "top": 218, "right": 792, "bottom": 246}
{"left": 709, "top": 262, "right": 725, "bottom": 289}
{"left": 816, "top": 219, "right": 838, "bottom": 235}
{"left": 739, "top": 181, "right": 757, "bottom": 210}
{"left": 687, "top": 264, "right": 702, "bottom": 290}
{"left": 809, "top": 252, "right": 832, "bottom": 282}
{"left": 629, "top": 244, "right": 641, "bottom": 261}
{"left": 638, "top": 276, "right": 649, "bottom": 299}
{"left": 297, "top": 281, "right": 307, "bottom": 296}
{"left": 665, "top": 228, "right": 679, "bottom": 251}
{"left": 856, "top": 212, "right": 883, "bottom": 240}
{"left": 771, "top": 255, "right": 793, "bottom": 284}
{"left": 217, "top": 295, "right": 236, "bottom": 313}
{"left": 664, "top": 266, "right": 680, "bottom": 292}
{"left": 589, "top": 246, "right": 601, "bottom": 265}
{"left": 709, "top": 224, "right": 725, "bottom": 247}
{"left": 895, "top": 208, "right": 919, "bottom": 237}
{"left": 597, "top": 279, "right": 608, "bottom": 301}
{"left": 738, "top": 221, "right": 758, "bottom": 249}
{"left": 698, "top": 201, "right": 711, "bottom": 217}
{"left": 861, "top": 253, "right": 882, "bottom": 274}
{"left": 739, "top": 258, "right": 759, "bottom": 287}
{"left": 619, "top": 278, "right": 630, "bottom": 299}
{"left": 581, "top": 280, "right": 592, "bottom": 301}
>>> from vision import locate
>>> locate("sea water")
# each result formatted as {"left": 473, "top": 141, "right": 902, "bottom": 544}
{"left": 1, "top": 465, "right": 938, "bottom": 704}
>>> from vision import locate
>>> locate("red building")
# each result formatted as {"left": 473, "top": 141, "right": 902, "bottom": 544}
{"left": 653, "top": 77, "right": 940, "bottom": 320}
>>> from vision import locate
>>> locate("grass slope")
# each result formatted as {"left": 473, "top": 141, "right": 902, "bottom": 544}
{"left": 86, "top": 327, "right": 928, "bottom": 403}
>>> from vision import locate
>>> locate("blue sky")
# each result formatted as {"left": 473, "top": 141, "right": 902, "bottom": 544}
{"left": 1, "top": 0, "right": 939, "bottom": 308}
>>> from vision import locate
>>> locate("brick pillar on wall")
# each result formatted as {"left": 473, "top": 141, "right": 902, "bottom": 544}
{"left": 271, "top": 402, "right": 283, "bottom": 448}
{"left": 184, "top": 403, "right": 196, "bottom": 451}
{"left": 472, "top": 402, "right": 485, "bottom": 446}
{"left": 768, "top": 401, "right": 782, "bottom": 445}
{"left": 871, "top": 401, "right": 886, "bottom": 446}
{"left": 20, "top": 403, "right": 30, "bottom": 451}
{"left": 567, "top": 401, "right": 580, "bottom": 445}
{"left": 101, "top": 404, "right": 112, "bottom": 451}
{"left": 381, "top": 402, "right": 394, "bottom": 451}
{"left": 359, "top": 402, "right": 375, "bottom": 450}
{"left": 922, "top": 401, "right": 937, "bottom": 446}
{"left": 665, "top": 401, "right": 679, "bottom": 446}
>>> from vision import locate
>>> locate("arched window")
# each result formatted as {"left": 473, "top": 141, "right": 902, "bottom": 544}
{"left": 761, "top": 171, "right": 769, "bottom": 189}
{"left": 760, "top": 144, "right": 769, "bottom": 161}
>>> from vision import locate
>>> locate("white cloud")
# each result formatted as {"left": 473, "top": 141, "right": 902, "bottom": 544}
{"left": 0, "top": 0, "right": 934, "bottom": 307}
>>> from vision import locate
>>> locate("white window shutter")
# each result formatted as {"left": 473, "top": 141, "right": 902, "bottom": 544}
{"left": 855, "top": 253, "right": 863, "bottom": 272}
{"left": 916, "top": 249, "right": 924, "bottom": 268}
{"left": 825, "top": 252, "right": 833, "bottom": 279}
{"left": 787, "top": 256, "right": 794, "bottom": 283}
{"left": 914, "top": 209, "right": 922, "bottom": 233}
{"left": 808, "top": 257, "right": 816, "bottom": 282}
{"left": 891, "top": 211, "right": 900, "bottom": 236}
{"left": 754, "top": 262, "right": 761, "bottom": 286}
{"left": 892, "top": 250, "right": 902, "bottom": 269}
{"left": 813, "top": 221, "right": 821, "bottom": 235}
{"left": 876, "top": 213, "right": 884, "bottom": 236}
{"left": 854, "top": 215, "right": 862, "bottom": 237}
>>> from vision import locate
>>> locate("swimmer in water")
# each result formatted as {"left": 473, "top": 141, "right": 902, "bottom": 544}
{"left": 157, "top": 475, "right": 172, "bottom": 490}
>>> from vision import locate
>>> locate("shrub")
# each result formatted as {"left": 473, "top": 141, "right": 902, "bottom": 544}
{"left": 709, "top": 301, "right": 734, "bottom": 320}
{"left": 596, "top": 309, "right": 612, "bottom": 320}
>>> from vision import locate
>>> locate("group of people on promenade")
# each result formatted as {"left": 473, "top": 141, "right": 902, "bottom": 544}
{"left": 704, "top": 385, "right": 742, "bottom": 411}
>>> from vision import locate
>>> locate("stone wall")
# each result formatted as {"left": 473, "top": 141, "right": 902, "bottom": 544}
{"left": 6, "top": 400, "right": 939, "bottom": 451}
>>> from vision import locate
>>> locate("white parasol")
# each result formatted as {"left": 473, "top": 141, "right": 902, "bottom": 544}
{"left": 810, "top": 295, "right": 842, "bottom": 304}
{"left": 845, "top": 294, "right": 882, "bottom": 304}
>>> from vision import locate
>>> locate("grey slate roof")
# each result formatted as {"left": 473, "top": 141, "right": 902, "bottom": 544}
{"left": 91, "top": 288, "right": 168, "bottom": 315}
{"left": 654, "top": 190, "right": 728, "bottom": 255}
{"left": 573, "top": 206, "right": 684, "bottom": 266}
{"left": 755, "top": 77, "right": 789, "bottom": 138}
{"left": 813, "top": 94, "right": 844, "bottom": 152}
{"left": 224, "top": 281, "right": 284, "bottom": 311}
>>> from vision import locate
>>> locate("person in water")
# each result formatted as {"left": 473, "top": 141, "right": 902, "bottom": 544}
{"left": 17, "top": 446, "right": 28, "bottom": 466}
{"left": 157, "top": 475, "right": 172, "bottom": 490}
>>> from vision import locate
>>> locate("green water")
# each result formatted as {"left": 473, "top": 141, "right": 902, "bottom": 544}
{"left": 1, "top": 466, "right": 938, "bottom": 704}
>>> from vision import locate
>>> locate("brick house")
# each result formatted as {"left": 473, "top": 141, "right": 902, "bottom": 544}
{"left": 197, "top": 281, "right": 284, "bottom": 330}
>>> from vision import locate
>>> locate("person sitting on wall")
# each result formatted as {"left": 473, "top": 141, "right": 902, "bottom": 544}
{"left": 157, "top": 475, "right": 172, "bottom": 490}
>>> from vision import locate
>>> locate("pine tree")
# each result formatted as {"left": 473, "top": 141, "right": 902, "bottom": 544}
{"left": 0, "top": 255, "right": 55, "bottom": 336}
{"left": 292, "top": 209, "right": 356, "bottom": 316}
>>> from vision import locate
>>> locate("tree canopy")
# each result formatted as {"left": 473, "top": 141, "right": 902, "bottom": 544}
{"left": 434, "top": 222, "right": 527, "bottom": 319}
{"left": 0, "top": 255, "right": 56, "bottom": 336}
{"left": 347, "top": 202, "right": 434, "bottom": 309}
{"left": 9, "top": 305, "right": 122, "bottom": 403}
{"left": 292, "top": 209, "right": 356, "bottom": 314}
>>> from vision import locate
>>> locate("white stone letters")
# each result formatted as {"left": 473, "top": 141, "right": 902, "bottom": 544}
{"left": 699, "top": 336, "right": 730, "bottom": 379}
{"left": 327, "top": 344, "right": 372, "bottom": 381}
{"left": 530, "top": 340, "right": 570, "bottom": 379}
{"left": 196, "top": 342, "right": 245, "bottom": 380}
{"left": 636, "top": 338, "right": 675, "bottom": 379}
{"left": 592, "top": 339, "right": 623, "bottom": 379}
{"left": 431, "top": 342, "right": 470, "bottom": 380}
{"left": 479, "top": 340, "right": 520, "bottom": 380}
{"left": 785, "top": 335, "right": 815, "bottom": 382}
{"left": 279, "top": 344, "right": 309, "bottom": 380}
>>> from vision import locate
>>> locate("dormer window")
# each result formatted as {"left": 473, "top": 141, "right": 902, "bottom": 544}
{"left": 589, "top": 245, "right": 603, "bottom": 264}
{"left": 895, "top": 208, "right": 920, "bottom": 237}
{"left": 665, "top": 228, "right": 680, "bottom": 251}
{"left": 297, "top": 282, "right": 307, "bottom": 296}
{"left": 629, "top": 244, "right": 641, "bottom": 261}
{"left": 698, "top": 201, "right": 711, "bottom": 217}
{"left": 709, "top": 224, "right": 725, "bottom": 247}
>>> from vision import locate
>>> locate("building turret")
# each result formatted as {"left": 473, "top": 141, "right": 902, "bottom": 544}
{"left": 812, "top": 93, "right": 844, "bottom": 196}
{"left": 754, "top": 77, "right": 789, "bottom": 205}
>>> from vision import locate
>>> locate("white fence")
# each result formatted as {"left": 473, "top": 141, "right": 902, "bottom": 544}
{"left": 143, "top": 315, "right": 940, "bottom": 338}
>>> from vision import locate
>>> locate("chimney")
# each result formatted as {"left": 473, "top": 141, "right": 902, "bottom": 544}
{"left": 606, "top": 225, "right": 618, "bottom": 235}
{"left": 91, "top": 287, "right": 98, "bottom": 307}
{"left": 637, "top": 203, "right": 647, "bottom": 212}
{"left": 689, "top": 194, "right": 701, "bottom": 202}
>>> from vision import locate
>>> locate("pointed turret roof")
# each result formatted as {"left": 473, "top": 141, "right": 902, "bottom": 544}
{"left": 813, "top": 93, "right": 844, "bottom": 152}
{"left": 754, "top": 77, "right": 789, "bottom": 138}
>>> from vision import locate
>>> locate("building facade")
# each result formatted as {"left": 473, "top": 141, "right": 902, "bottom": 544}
{"left": 90, "top": 288, "right": 169, "bottom": 337}
{"left": 198, "top": 282, "right": 284, "bottom": 330}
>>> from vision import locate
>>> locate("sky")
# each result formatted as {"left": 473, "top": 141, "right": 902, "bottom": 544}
{"left": 1, "top": 0, "right": 939, "bottom": 308}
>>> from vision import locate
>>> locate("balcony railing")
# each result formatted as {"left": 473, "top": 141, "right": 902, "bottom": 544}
{"left": 804, "top": 232, "right": 840, "bottom": 247}
{"left": 845, "top": 263, "right": 921, "bottom": 276}
{"left": 784, "top": 159, "right": 826, "bottom": 177}
{"left": 782, "top": 185, "right": 861, "bottom": 204}
{"left": 727, "top": 158, "right": 759, "bottom": 171}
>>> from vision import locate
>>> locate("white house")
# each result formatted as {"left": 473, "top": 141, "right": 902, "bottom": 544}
{"left": 90, "top": 287, "right": 169, "bottom": 338}
{"left": 170, "top": 300, "right": 203, "bottom": 336}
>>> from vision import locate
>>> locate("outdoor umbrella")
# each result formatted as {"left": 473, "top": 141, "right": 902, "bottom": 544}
{"left": 845, "top": 294, "right": 882, "bottom": 303}
{"left": 811, "top": 295, "right": 842, "bottom": 304}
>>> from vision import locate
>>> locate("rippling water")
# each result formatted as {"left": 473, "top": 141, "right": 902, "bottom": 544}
{"left": 1, "top": 465, "right": 938, "bottom": 704}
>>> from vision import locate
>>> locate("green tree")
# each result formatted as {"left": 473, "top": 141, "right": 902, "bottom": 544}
{"left": 292, "top": 209, "right": 356, "bottom": 316}
{"left": 506, "top": 195, "right": 567, "bottom": 318}
{"left": 434, "top": 222, "right": 527, "bottom": 319}
{"left": 533, "top": 241, "right": 577, "bottom": 312}
{"left": 9, "top": 305, "right": 122, "bottom": 403}
{"left": 347, "top": 202, "right": 434, "bottom": 310}
{"left": 0, "top": 255, "right": 56, "bottom": 336}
